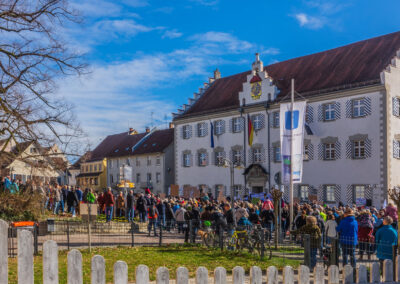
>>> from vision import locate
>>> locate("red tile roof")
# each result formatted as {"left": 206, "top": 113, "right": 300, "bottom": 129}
{"left": 132, "top": 128, "right": 174, "bottom": 155}
{"left": 178, "top": 31, "right": 400, "bottom": 118}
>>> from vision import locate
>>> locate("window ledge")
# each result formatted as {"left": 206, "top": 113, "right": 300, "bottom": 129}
{"left": 323, "top": 158, "right": 337, "bottom": 161}
{"left": 323, "top": 119, "right": 337, "bottom": 122}
{"left": 351, "top": 115, "right": 367, "bottom": 119}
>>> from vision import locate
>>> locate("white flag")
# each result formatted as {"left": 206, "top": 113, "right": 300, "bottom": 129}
{"left": 280, "top": 101, "right": 307, "bottom": 184}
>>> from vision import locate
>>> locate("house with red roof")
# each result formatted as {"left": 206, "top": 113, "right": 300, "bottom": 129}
{"left": 173, "top": 31, "right": 400, "bottom": 207}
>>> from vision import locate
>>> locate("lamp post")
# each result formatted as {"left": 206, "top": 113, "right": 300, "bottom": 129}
{"left": 223, "top": 158, "right": 243, "bottom": 207}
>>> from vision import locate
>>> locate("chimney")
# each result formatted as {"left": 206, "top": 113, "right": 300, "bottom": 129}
{"left": 145, "top": 127, "right": 150, "bottom": 133}
{"left": 128, "top": 128, "right": 137, "bottom": 135}
{"left": 214, "top": 68, "right": 221, "bottom": 80}
{"left": 169, "top": 122, "right": 174, "bottom": 129}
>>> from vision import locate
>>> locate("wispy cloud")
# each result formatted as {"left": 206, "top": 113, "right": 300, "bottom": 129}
{"left": 190, "top": 0, "right": 219, "bottom": 6}
{"left": 92, "top": 19, "right": 160, "bottom": 38}
{"left": 189, "top": 32, "right": 254, "bottom": 54}
{"left": 294, "top": 13, "right": 324, "bottom": 29}
{"left": 162, "top": 29, "right": 183, "bottom": 39}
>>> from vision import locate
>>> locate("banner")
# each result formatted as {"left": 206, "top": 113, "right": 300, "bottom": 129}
{"left": 280, "top": 101, "right": 306, "bottom": 184}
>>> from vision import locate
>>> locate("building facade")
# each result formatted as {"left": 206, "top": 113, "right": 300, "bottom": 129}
{"left": 106, "top": 128, "right": 175, "bottom": 194}
{"left": 173, "top": 31, "right": 400, "bottom": 207}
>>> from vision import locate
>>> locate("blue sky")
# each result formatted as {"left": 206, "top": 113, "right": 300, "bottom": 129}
{"left": 57, "top": 0, "right": 400, "bottom": 147}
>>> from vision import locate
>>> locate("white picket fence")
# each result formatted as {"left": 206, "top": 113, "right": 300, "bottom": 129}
{"left": 1, "top": 220, "right": 400, "bottom": 284}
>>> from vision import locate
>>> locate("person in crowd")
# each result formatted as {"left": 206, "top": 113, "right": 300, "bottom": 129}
{"left": 9, "top": 179, "right": 19, "bottom": 194}
{"left": 126, "top": 190, "right": 135, "bottom": 222}
{"left": 385, "top": 203, "right": 398, "bottom": 229}
{"left": 260, "top": 202, "right": 275, "bottom": 241}
{"left": 156, "top": 198, "right": 166, "bottom": 228}
{"left": 165, "top": 201, "right": 175, "bottom": 231}
{"left": 281, "top": 204, "right": 290, "bottom": 238}
{"left": 294, "top": 210, "right": 307, "bottom": 230}
{"left": 223, "top": 203, "right": 236, "bottom": 237}
{"left": 97, "top": 191, "right": 105, "bottom": 215}
{"left": 53, "top": 185, "right": 61, "bottom": 215}
{"left": 86, "top": 188, "right": 96, "bottom": 204}
{"left": 357, "top": 210, "right": 375, "bottom": 260}
{"left": 116, "top": 191, "right": 125, "bottom": 217}
{"left": 376, "top": 216, "right": 398, "bottom": 267}
{"left": 3, "top": 176, "right": 11, "bottom": 191}
{"left": 61, "top": 185, "right": 68, "bottom": 213}
{"left": 75, "top": 187, "right": 83, "bottom": 215}
{"left": 66, "top": 186, "right": 79, "bottom": 218}
{"left": 104, "top": 187, "right": 114, "bottom": 222}
{"left": 147, "top": 203, "right": 159, "bottom": 236}
{"left": 325, "top": 214, "right": 337, "bottom": 244}
{"left": 136, "top": 193, "right": 148, "bottom": 222}
{"left": 337, "top": 208, "right": 358, "bottom": 267}
{"left": 291, "top": 216, "right": 321, "bottom": 269}
{"left": 175, "top": 203, "right": 186, "bottom": 233}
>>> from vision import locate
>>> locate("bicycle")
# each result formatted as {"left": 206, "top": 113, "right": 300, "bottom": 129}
{"left": 225, "top": 226, "right": 252, "bottom": 252}
{"left": 248, "top": 225, "right": 272, "bottom": 259}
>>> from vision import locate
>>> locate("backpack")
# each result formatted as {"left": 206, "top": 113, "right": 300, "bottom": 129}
{"left": 359, "top": 215, "right": 373, "bottom": 229}
{"left": 148, "top": 206, "right": 156, "bottom": 217}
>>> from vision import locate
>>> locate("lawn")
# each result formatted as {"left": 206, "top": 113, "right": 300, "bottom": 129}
{"left": 8, "top": 244, "right": 302, "bottom": 283}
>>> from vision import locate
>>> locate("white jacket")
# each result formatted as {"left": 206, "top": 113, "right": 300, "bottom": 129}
{"left": 325, "top": 220, "right": 337, "bottom": 238}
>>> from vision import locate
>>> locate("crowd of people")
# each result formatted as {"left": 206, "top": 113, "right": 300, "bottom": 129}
{"left": 2, "top": 176, "right": 399, "bottom": 269}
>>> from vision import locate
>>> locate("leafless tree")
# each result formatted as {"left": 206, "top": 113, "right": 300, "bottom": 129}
{"left": 0, "top": 0, "right": 87, "bottom": 169}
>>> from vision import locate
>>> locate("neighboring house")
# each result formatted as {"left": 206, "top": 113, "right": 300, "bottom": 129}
{"left": 173, "top": 31, "right": 400, "bottom": 207}
{"left": 0, "top": 140, "right": 69, "bottom": 185}
{"left": 67, "top": 151, "right": 92, "bottom": 186}
{"left": 107, "top": 127, "right": 175, "bottom": 194}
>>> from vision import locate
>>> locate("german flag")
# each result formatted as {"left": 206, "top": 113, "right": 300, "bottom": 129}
{"left": 248, "top": 114, "right": 254, "bottom": 146}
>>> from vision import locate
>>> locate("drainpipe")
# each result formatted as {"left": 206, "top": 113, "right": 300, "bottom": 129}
{"left": 265, "top": 102, "right": 271, "bottom": 193}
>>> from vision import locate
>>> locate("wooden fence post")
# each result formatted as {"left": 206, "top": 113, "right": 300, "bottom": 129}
{"left": 43, "top": 240, "right": 58, "bottom": 284}
{"left": 233, "top": 266, "right": 245, "bottom": 284}
{"left": 67, "top": 249, "right": 83, "bottom": 284}
{"left": 214, "top": 267, "right": 226, "bottom": 284}
{"left": 298, "top": 265, "right": 310, "bottom": 284}
{"left": 91, "top": 255, "right": 106, "bottom": 284}
{"left": 136, "top": 264, "right": 150, "bottom": 284}
{"left": 0, "top": 220, "right": 8, "bottom": 284}
{"left": 327, "top": 265, "right": 339, "bottom": 284}
{"left": 383, "top": 259, "right": 394, "bottom": 282}
{"left": 250, "top": 266, "right": 262, "bottom": 284}
{"left": 343, "top": 264, "right": 353, "bottom": 284}
{"left": 156, "top": 267, "right": 169, "bottom": 284}
{"left": 18, "top": 230, "right": 33, "bottom": 284}
{"left": 283, "top": 266, "right": 294, "bottom": 284}
{"left": 370, "top": 262, "right": 380, "bottom": 283}
{"left": 266, "top": 266, "right": 278, "bottom": 284}
{"left": 196, "top": 267, "right": 208, "bottom": 284}
{"left": 313, "top": 265, "right": 324, "bottom": 284}
{"left": 114, "top": 261, "right": 128, "bottom": 284}
{"left": 176, "top": 267, "right": 189, "bottom": 284}
{"left": 356, "top": 264, "right": 367, "bottom": 284}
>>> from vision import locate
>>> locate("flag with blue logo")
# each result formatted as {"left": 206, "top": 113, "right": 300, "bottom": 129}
{"left": 210, "top": 121, "right": 214, "bottom": 148}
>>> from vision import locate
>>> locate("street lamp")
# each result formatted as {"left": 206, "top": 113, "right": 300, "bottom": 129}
{"left": 223, "top": 158, "right": 243, "bottom": 207}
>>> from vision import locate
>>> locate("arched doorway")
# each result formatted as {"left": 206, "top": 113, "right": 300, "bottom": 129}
{"left": 244, "top": 164, "right": 268, "bottom": 194}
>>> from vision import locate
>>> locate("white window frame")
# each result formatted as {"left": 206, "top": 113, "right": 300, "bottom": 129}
{"left": 352, "top": 99, "right": 366, "bottom": 118}
{"left": 300, "top": 185, "right": 309, "bottom": 201}
{"left": 233, "top": 118, "right": 241, "bottom": 133}
{"left": 325, "top": 185, "right": 335, "bottom": 202}
{"left": 233, "top": 150, "right": 242, "bottom": 165}
{"left": 156, "top": 156, "right": 161, "bottom": 166}
{"left": 198, "top": 152, "right": 207, "bottom": 167}
{"left": 353, "top": 140, "right": 365, "bottom": 159}
{"left": 183, "top": 153, "right": 191, "bottom": 167}
{"left": 354, "top": 185, "right": 365, "bottom": 200}
{"left": 304, "top": 144, "right": 309, "bottom": 161}
{"left": 147, "top": 173, "right": 152, "bottom": 183}
{"left": 324, "top": 103, "right": 335, "bottom": 121}
{"left": 183, "top": 125, "right": 191, "bottom": 139}
{"left": 215, "top": 120, "right": 223, "bottom": 135}
{"left": 215, "top": 151, "right": 224, "bottom": 166}
{"left": 324, "top": 143, "right": 335, "bottom": 160}
{"left": 253, "top": 148, "right": 262, "bottom": 163}
{"left": 274, "top": 147, "right": 281, "bottom": 162}
{"left": 198, "top": 123, "right": 206, "bottom": 137}
{"left": 253, "top": 114, "right": 262, "bottom": 130}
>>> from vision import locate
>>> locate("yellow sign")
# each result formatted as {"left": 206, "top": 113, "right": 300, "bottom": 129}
{"left": 117, "top": 182, "right": 135, "bottom": 188}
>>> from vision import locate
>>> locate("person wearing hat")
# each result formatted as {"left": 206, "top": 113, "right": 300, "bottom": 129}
{"left": 337, "top": 208, "right": 358, "bottom": 267}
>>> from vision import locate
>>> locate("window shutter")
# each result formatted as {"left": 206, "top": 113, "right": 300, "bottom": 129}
{"left": 334, "top": 102, "right": 341, "bottom": 119}
{"left": 364, "top": 97, "right": 372, "bottom": 116}
{"left": 205, "top": 152, "right": 209, "bottom": 166}
{"left": 190, "top": 153, "right": 193, "bottom": 166}
{"left": 345, "top": 100, "right": 352, "bottom": 118}
{"left": 394, "top": 140, "right": 400, "bottom": 159}
{"left": 393, "top": 98, "right": 400, "bottom": 117}
{"left": 365, "top": 138, "right": 372, "bottom": 158}
{"left": 240, "top": 117, "right": 245, "bottom": 132}
{"left": 229, "top": 119, "right": 233, "bottom": 133}
{"left": 318, "top": 144, "right": 324, "bottom": 160}
{"left": 204, "top": 123, "right": 208, "bottom": 136}
{"left": 306, "top": 106, "right": 314, "bottom": 124}
{"left": 335, "top": 141, "right": 341, "bottom": 159}
{"left": 317, "top": 105, "right": 324, "bottom": 121}
{"left": 248, "top": 149, "right": 253, "bottom": 164}
{"left": 346, "top": 140, "right": 352, "bottom": 159}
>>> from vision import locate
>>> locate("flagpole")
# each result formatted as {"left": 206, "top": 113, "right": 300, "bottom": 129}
{"left": 290, "top": 79, "right": 294, "bottom": 230}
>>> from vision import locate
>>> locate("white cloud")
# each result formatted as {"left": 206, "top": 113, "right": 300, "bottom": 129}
{"left": 189, "top": 32, "right": 254, "bottom": 54}
{"left": 92, "top": 19, "right": 159, "bottom": 38}
{"left": 162, "top": 29, "right": 183, "bottom": 39}
{"left": 190, "top": 0, "right": 219, "bottom": 6}
{"left": 121, "top": 0, "right": 149, "bottom": 8}
{"left": 294, "top": 13, "right": 325, "bottom": 29}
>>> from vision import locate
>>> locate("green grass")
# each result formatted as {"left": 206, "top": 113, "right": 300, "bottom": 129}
{"left": 8, "top": 244, "right": 302, "bottom": 283}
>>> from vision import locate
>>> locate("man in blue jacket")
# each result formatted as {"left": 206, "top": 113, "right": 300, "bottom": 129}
{"left": 376, "top": 216, "right": 398, "bottom": 266}
{"left": 337, "top": 208, "right": 358, "bottom": 267}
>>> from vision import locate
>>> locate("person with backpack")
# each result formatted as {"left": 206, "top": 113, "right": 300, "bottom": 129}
{"left": 147, "top": 204, "right": 159, "bottom": 236}
{"left": 357, "top": 210, "right": 375, "bottom": 260}
{"left": 260, "top": 203, "right": 275, "bottom": 241}
{"left": 126, "top": 190, "right": 135, "bottom": 222}
{"left": 136, "top": 194, "right": 147, "bottom": 222}
{"left": 175, "top": 205, "right": 186, "bottom": 233}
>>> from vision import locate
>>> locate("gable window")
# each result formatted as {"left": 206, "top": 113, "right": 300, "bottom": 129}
{"left": 273, "top": 147, "right": 281, "bottom": 162}
{"left": 324, "top": 143, "right": 335, "bottom": 160}
{"left": 324, "top": 103, "right": 335, "bottom": 121}
{"left": 253, "top": 148, "right": 262, "bottom": 163}
{"left": 197, "top": 123, "right": 207, "bottom": 137}
{"left": 183, "top": 153, "right": 191, "bottom": 167}
{"left": 215, "top": 151, "right": 224, "bottom": 166}
{"left": 183, "top": 125, "right": 191, "bottom": 139}
{"left": 156, "top": 156, "right": 161, "bottom": 166}
{"left": 136, "top": 173, "right": 140, "bottom": 183}
{"left": 304, "top": 144, "right": 309, "bottom": 161}
{"left": 232, "top": 150, "right": 242, "bottom": 165}
{"left": 325, "top": 185, "right": 335, "bottom": 202}
{"left": 198, "top": 152, "right": 207, "bottom": 167}
{"left": 233, "top": 117, "right": 242, "bottom": 133}
{"left": 215, "top": 120, "right": 224, "bottom": 135}
{"left": 352, "top": 99, "right": 366, "bottom": 118}
{"left": 299, "top": 185, "right": 309, "bottom": 201}
{"left": 272, "top": 112, "right": 280, "bottom": 128}
{"left": 354, "top": 185, "right": 365, "bottom": 200}
{"left": 252, "top": 114, "right": 263, "bottom": 130}
{"left": 353, "top": 140, "right": 365, "bottom": 159}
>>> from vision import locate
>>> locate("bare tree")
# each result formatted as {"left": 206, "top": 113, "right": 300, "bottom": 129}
{"left": 387, "top": 187, "right": 400, "bottom": 250}
{"left": 0, "top": 0, "right": 87, "bottom": 169}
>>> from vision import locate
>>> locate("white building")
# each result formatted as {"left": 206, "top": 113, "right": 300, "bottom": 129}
{"left": 173, "top": 31, "right": 400, "bottom": 207}
{"left": 107, "top": 128, "right": 175, "bottom": 194}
